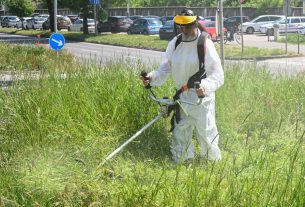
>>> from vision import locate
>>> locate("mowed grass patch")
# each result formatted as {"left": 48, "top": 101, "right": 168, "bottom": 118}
{"left": 0, "top": 46, "right": 304, "bottom": 206}
{"left": 0, "top": 28, "right": 295, "bottom": 57}
{"left": 0, "top": 43, "right": 76, "bottom": 71}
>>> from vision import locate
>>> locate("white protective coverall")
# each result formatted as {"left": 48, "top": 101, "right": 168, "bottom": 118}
{"left": 149, "top": 30, "right": 224, "bottom": 162}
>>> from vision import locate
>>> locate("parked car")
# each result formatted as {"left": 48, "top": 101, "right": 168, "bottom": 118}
{"left": 20, "top": 17, "right": 32, "bottom": 29}
{"left": 273, "top": 16, "right": 305, "bottom": 33}
{"left": 241, "top": 15, "right": 284, "bottom": 34}
{"left": 159, "top": 20, "right": 178, "bottom": 40}
{"left": 42, "top": 15, "right": 72, "bottom": 30}
{"left": 98, "top": 16, "right": 133, "bottom": 33}
{"left": 69, "top": 18, "right": 95, "bottom": 33}
{"left": 1, "top": 16, "right": 20, "bottom": 27}
{"left": 127, "top": 17, "right": 163, "bottom": 35}
{"left": 161, "top": 16, "right": 174, "bottom": 25}
{"left": 199, "top": 20, "right": 227, "bottom": 42}
{"left": 67, "top": 14, "right": 79, "bottom": 23}
{"left": 224, "top": 16, "right": 250, "bottom": 31}
{"left": 31, "top": 17, "right": 47, "bottom": 29}
{"left": 259, "top": 16, "right": 286, "bottom": 35}
{"left": 57, "top": 16, "right": 72, "bottom": 30}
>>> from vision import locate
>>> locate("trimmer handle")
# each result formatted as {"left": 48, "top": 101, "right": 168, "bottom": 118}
{"left": 195, "top": 82, "right": 204, "bottom": 99}
{"left": 141, "top": 71, "right": 152, "bottom": 89}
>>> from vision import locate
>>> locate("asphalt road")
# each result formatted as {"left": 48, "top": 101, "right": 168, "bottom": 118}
{"left": 1, "top": 32, "right": 305, "bottom": 77}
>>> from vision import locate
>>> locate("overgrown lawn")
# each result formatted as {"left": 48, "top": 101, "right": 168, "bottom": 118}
{"left": 0, "top": 45, "right": 304, "bottom": 206}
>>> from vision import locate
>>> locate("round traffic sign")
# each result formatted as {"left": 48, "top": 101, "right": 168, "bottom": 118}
{"left": 49, "top": 33, "right": 65, "bottom": 51}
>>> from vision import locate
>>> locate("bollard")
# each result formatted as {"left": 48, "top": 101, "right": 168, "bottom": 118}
{"left": 298, "top": 32, "right": 300, "bottom": 54}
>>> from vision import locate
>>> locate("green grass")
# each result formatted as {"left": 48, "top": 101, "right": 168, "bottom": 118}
{"left": 0, "top": 28, "right": 296, "bottom": 58}
{"left": 0, "top": 43, "right": 76, "bottom": 71}
{"left": 277, "top": 33, "right": 305, "bottom": 45}
{"left": 0, "top": 44, "right": 304, "bottom": 206}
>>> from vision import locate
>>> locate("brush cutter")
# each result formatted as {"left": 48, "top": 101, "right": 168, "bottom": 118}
{"left": 98, "top": 71, "right": 203, "bottom": 167}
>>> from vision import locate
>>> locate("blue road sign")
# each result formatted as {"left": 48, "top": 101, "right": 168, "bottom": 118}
{"left": 49, "top": 33, "right": 65, "bottom": 51}
{"left": 89, "top": 0, "right": 100, "bottom": 4}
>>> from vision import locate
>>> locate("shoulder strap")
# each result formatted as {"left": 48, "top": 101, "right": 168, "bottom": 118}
{"left": 175, "top": 33, "right": 182, "bottom": 50}
{"left": 197, "top": 32, "right": 207, "bottom": 77}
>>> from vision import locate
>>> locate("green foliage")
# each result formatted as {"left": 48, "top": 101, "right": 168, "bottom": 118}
{"left": 6, "top": 0, "right": 35, "bottom": 17}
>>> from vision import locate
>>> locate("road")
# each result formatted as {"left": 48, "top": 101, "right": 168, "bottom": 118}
{"left": 0, "top": 33, "right": 305, "bottom": 78}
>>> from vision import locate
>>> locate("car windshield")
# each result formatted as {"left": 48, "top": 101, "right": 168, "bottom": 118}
{"left": 164, "top": 20, "right": 174, "bottom": 26}
{"left": 36, "top": 18, "right": 45, "bottom": 21}
{"left": 88, "top": 19, "right": 95, "bottom": 23}
{"left": 274, "top": 18, "right": 285, "bottom": 23}
{"left": 148, "top": 19, "right": 162, "bottom": 25}
{"left": 205, "top": 22, "right": 215, "bottom": 27}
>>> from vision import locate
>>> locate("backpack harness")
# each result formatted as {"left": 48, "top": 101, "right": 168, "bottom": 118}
{"left": 167, "top": 31, "right": 208, "bottom": 132}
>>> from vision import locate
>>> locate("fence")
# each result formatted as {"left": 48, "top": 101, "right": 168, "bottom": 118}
{"left": 105, "top": 6, "right": 304, "bottom": 19}
{"left": 0, "top": 6, "right": 304, "bottom": 18}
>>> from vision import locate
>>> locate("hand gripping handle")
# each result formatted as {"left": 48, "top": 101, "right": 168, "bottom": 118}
{"left": 141, "top": 71, "right": 152, "bottom": 89}
{"left": 195, "top": 82, "right": 204, "bottom": 99}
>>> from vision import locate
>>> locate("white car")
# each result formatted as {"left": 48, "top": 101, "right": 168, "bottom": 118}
{"left": 273, "top": 16, "right": 305, "bottom": 34}
{"left": 241, "top": 15, "right": 284, "bottom": 34}
{"left": 259, "top": 17, "right": 285, "bottom": 35}
{"left": 1, "top": 16, "right": 20, "bottom": 27}
{"left": 69, "top": 18, "right": 95, "bottom": 33}
{"left": 20, "top": 17, "right": 32, "bottom": 29}
{"left": 24, "top": 17, "right": 47, "bottom": 30}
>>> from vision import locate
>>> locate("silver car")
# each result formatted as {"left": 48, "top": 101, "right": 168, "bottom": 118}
{"left": 1, "top": 16, "right": 20, "bottom": 27}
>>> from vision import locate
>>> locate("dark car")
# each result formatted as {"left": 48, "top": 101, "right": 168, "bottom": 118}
{"left": 223, "top": 16, "right": 250, "bottom": 31}
{"left": 159, "top": 20, "right": 179, "bottom": 40}
{"left": 127, "top": 17, "right": 163, "bottom": 35}
{"left": 98, "top": 16, "right": 133, "bottom": 33}
{"left": 161, "top": 16, "right": 174, "bottom": 25}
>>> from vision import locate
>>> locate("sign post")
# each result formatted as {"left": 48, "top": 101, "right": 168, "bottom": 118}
{"left": 217, "top": 0, "right": 224, "bottom": 66}
{"left": 303, "top": 0, "right": 305, "bottom": 15}
{"left": 89, "top": 0, "right": 100, "bottom": 35}
{"left": 240, "top": 0, "right": 245, "bottom": 55}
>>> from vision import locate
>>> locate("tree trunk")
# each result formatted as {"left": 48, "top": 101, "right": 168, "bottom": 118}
{"left": 46, "top": 0, "right": 54, "bottom": 32}
{"left": 82, "top": 7, "right": 90, "bottom": 34}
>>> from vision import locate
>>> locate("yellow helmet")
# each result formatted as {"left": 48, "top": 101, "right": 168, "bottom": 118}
{"left": 174, "top": 9, "right": 197, "bottom": 25}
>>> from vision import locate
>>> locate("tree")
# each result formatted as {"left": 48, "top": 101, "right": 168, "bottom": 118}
{"left": 59, "top": 0, "right": 93, "bottom": 34}
{"left": 40, "top": 0, "right": 55, "bottom": 32}
{"left": 6, "top": 0, "right": 35, "bottom": 17}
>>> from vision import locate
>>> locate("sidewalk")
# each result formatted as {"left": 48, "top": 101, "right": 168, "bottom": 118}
{"left": 225, "top": 34, "right": 305, "bottom": 76}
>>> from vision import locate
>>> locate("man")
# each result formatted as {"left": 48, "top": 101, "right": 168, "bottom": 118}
{"left": 141, "top": 9, "right": 224, "bottom": 163}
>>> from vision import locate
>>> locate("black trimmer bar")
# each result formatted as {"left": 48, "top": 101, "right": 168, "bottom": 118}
{"left": 97, "top": 71, "right": 203, "bottom": 168}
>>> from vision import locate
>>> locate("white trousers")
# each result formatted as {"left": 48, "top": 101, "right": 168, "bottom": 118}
{"left": 170, "top": 91, "right": 221, "bottom": 162}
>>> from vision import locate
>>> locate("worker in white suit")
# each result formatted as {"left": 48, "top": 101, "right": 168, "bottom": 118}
{"left": 141, "top": 9, "right": 224, "bottom": 163}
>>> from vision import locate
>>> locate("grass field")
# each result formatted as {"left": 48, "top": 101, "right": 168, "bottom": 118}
{"left": 0, "top": 44, "right": 304, "bottom": 206}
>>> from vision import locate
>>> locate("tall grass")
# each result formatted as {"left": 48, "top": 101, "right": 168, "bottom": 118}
{"left": 0, "top": 43, "right": 76, "bottom": 72}
{"left": 0, "top": 47, "right": 304, "bottom": 206}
